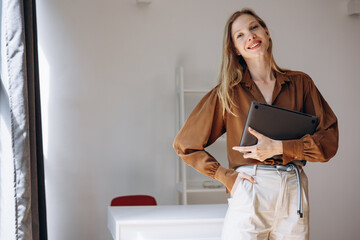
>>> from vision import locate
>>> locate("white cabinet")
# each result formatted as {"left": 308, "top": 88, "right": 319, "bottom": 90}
{"left": 175, "top": 66, "right": 229, "bottom": 205}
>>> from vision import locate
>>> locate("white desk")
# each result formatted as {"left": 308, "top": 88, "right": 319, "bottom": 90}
{"left": 108, "top": 204, "right": 227, "bottom": 240}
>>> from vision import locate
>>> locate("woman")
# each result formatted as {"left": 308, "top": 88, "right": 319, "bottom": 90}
{"left": 173, "top": 8, "right": 338, "bottom": 240}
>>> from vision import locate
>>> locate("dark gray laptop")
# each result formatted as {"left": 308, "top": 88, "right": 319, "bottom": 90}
{"left": 240, "top": 101, "right": 318, "bottom": 146}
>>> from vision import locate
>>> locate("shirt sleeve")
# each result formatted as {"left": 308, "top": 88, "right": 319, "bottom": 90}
{"left": 282, "top": 75, "right": 339, "bottom": 164}
{"left": 172, "top": 88, "right": 227, "bottom": 179}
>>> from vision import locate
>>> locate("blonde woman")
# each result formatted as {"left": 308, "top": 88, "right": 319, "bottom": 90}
{"left": 173, "top": 8, "right": 338, "bottom": 240}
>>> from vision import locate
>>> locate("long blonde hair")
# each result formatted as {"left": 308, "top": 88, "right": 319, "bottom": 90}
{"left": 217, "top": 8, "right": 287, "bottom": 116}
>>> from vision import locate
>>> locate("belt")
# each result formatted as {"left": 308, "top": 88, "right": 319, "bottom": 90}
{"left": 238, "top": 163, "right": 303, "bottom": 218}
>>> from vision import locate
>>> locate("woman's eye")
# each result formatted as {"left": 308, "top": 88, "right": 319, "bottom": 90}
{"left": 251, "top": 25, "right": 258, "bottom": 30}
{"left": 237, "top": 34, "right": 243, "bottom": 39}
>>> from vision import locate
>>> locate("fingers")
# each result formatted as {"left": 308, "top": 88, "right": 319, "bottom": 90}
{"left": 231, "top": 128, "right": 266, "bottom": 153}
{"left": 232, "top": 146, "right": 265, "bottom": 161}
{"left": 232, "top": 128, "right": 275, "bottom": 161}
{"left": 232, "top": 146, "right": 252, "bottom": 153}
{"left": 239, "top": 172, "right": 257, "bottom": 184}
{"left": 248, "top": 127, "right": 264, "bottom": 140}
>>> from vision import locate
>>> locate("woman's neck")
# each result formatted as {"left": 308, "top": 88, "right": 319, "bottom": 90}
{"left": 246, "top": 55, "right": 275, "bottom": 82}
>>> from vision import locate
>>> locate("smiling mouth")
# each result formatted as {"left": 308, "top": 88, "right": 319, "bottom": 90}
{"left": 248, "top": 41, "right": 261, "bottom": 49}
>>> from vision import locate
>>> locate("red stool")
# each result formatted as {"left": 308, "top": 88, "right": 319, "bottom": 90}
{"left": 110, "top": 195, "right": 157, "bottom": 206}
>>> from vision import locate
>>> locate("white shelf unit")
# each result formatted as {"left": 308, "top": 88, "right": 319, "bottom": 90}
{"left": 175, "top": 66, "right": 228, "bottom": 205}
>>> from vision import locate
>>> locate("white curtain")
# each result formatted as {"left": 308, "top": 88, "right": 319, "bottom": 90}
{"left": 0, "top": 0, "right": 46, "bottom": 239}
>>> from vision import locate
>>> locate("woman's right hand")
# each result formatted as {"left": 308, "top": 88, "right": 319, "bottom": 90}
{"left": 214, "top": 166, "right": 257, "bottom": 193}
{"left": 230, "top": 172, "right": 257, "bottom": 196}
{"left": 238, "top": 172, "right": 257, "bottom": 184}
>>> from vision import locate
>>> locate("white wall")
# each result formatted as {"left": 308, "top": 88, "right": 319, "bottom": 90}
{"left": 36, "top": 0, "right": 360, "bottom": 239}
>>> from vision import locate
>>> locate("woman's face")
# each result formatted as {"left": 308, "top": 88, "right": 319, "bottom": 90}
{"left": 231, "top": 14, "right": 270, "bottom": 60}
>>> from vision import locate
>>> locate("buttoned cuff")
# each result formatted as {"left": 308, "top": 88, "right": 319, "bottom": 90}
{"left": 282, "top": 139, "right": 304, "bottom": 165}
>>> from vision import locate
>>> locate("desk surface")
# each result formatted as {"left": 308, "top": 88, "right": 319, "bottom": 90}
{"left": 109, "top": 204, "right": 227, "bottom": 224}
{"left": 108, "top": 204, "right": 228, "bottom": 240}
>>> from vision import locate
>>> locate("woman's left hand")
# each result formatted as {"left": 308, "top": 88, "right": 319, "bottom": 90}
{"left": 232, "top": 127, "right": 283, "bottom": 161}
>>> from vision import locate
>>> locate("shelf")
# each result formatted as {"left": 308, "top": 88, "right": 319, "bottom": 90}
{"left": 175, "top": 66, "right": 227, "bottom": 204}
{"left": 176, "top": 181, "right": 226, "bottom": 193}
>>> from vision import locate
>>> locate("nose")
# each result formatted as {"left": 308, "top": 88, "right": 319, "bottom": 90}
{"left": 248, "top": 33, "right": 257, "bottom": 41}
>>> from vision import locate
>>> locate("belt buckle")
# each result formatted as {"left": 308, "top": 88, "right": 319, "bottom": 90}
{"left": 275, "top": 165, "right": 294, "bottom": 171}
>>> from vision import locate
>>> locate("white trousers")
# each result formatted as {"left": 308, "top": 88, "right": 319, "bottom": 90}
{"left": 221, "top": 165, "right": 309, "bottom": 240}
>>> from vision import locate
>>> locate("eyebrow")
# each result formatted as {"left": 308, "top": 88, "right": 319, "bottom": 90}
{"left": 232, "top": 20, "right": 258, "bottom": 38}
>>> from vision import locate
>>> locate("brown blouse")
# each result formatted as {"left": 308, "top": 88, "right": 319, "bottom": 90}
{"left": 173, "top": 69, "right": 339, "bottom": 191}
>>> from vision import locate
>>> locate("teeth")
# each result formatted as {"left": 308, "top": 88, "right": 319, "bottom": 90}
{"left": 250, "top": 42, "right": 260, "bottom": 49}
